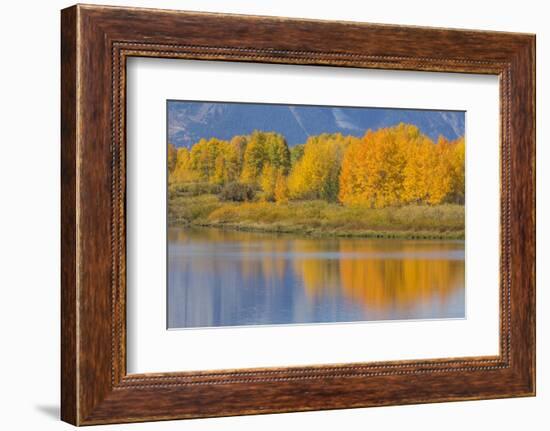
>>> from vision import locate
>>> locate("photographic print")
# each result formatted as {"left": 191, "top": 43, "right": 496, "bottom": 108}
{"left": 167, "top": 101, "right": 465, "bottom": 329}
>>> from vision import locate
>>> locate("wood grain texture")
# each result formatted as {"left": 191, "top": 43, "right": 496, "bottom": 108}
{"left": 60, "top": 4, "right": 536, "bottom": 425}
{"left": 60, "top": 5, "right": 78, "bottom": 425}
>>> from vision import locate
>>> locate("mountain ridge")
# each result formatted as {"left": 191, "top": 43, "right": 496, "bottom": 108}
{"left": 168, "top": 101, "right": 465, "bottom": 148}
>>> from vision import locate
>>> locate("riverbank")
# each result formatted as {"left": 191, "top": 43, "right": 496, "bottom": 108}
{"left": 168, "top": 194, "right": 465, "bottom": 240}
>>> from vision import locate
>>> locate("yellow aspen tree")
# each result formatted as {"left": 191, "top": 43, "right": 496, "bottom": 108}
{"left": 224, "top": 139, "right": 242, "bottom": 183}
{"left": 449, "top": 137, "right": 465, "bottom": 204}
{"left": 274, "top": 169, "right": 289, "bottom": 204}
{"left": 167, "top": 143, "right": 178, "bottom": 174}
{"left": 402, "top": 136, "right": 434, "bottom": 204}
{"left": 170, "top": 147, "right": 193, "bottom": 184}
{"left": 288, "top": 134, "right": 349, "bottom": 201}
{"left": 339, "top": 135, "right": 371, "bottom": 205}
{"left": 425, "top": 136, "right": 453, "bottom": 204}
{"left": 340, "top": 124, "right": 429, "bottom": 207}
{"left": 211, "top": 154, "right": 227, "bottom": 185}
{"left": 260, "top": 163, "right": 277, "bottom": 201}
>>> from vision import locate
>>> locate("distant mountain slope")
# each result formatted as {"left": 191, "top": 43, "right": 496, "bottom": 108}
{"left": 168, "top": 101, "right": 465, "bottom": 148}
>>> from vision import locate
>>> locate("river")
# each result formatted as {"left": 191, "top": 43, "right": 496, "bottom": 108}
{"left": 167, "top": 227, "right": 465, "bottom": 329}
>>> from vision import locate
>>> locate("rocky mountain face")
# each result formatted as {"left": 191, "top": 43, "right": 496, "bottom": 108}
{"left": 168, "top": 101, "right": 465, "bottom": 147}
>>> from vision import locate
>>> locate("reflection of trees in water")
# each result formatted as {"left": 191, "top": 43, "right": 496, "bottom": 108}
{"left": 263, "top": 240, "right": 287, "bottom": 280}
{"left": 169, "top": 228, "right": 464, "bottom": 316}
{"left": 338, "top": 241, "right": 464, "bottom": 311}
{"left": 287, "top": 239, "right": 464, "bottom": 312}
{"left": 291, "top": 240, "right": 343, "bottom": 295}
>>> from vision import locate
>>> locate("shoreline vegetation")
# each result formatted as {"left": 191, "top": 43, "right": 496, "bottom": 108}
{"left": 168, "top": 124, "right": 465, "bottom": 240}
{"left": 168, "top": 194, "right": 464, "bottom": 239}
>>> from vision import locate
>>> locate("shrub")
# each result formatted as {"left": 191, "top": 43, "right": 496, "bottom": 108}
{"left": 169, "top": 182, "right": 221, "bottom": 197}
{"left": 219, "top": 182, "right": 255, "bottom": 202}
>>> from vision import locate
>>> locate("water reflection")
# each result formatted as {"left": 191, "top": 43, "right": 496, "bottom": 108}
{"left": 167, "top": 227, "right": 465, "bottom": 328}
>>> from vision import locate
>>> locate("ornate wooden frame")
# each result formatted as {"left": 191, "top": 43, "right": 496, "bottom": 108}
{"left": 61, "top": 4, "right": 536, "bottom": 425}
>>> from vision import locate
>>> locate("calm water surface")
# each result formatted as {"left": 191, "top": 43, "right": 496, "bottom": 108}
{"left": 167, "top": 227, "right": 465, "bottom": 329}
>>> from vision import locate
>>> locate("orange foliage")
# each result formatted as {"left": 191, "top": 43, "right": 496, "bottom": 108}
{"left": 339, "top": 124, "right": 465, "bottom": 207}
{"left": 168, "top": 124, "right": 464, "bottom": 208}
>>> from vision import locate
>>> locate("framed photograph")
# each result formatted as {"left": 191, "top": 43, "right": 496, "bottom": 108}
{"left": 61, "top": 4, "right": 535, "bottom": 425}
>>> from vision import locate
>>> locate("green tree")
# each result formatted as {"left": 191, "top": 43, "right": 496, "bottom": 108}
{"left": 290, "top": 144, "right": 305, "bottom": 166}
{"left": 187, "top": 138, "right": 230, "bottom": 183}
{"left": 240, "top": 131, "right": 290, "bottom": 185}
